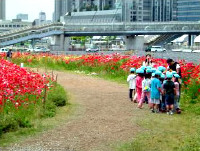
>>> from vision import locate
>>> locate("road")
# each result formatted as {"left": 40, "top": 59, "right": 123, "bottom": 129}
{"left": 51, "top": 50, "right": 200, "bottom": 63}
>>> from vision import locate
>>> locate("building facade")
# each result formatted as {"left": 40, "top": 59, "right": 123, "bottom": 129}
{"left": 55, "top": 0, "right": 183, "bottom": 23}
{"left": 177, "top": 0, "right": 200, "bottom": 21}
{"left": 54, "top": 0, "right": 72, "bottom": 22}
{"left": 16, "top": 14, "right": 28, "bottom": 21}
{"left": 151, "top": 0, "right": 176, "bottom": 22}
{"left": 0, "top": 20, "right": 31, "bottom": 33}
{"left": 0, "top": 0, "right": 6, "bottom": 20}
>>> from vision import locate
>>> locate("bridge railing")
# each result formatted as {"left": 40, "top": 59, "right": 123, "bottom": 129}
{"left": 63, "top": 21, "right": 200, "bottom": 32}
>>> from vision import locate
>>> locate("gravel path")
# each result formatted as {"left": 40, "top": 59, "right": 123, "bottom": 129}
{"left": 8, "top": 71, "right": 145, "bottom": 151}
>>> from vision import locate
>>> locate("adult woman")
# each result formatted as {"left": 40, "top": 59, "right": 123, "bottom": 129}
{"left": 143, "top": 54, "right": 154, "bottom": 67}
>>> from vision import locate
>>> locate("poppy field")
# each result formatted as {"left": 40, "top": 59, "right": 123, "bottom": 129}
{"left": 5, "top": 52, "right": 199, "bottom": 114}
{"left": 0, "top": 54, "right": 67, "bottom": 138}
{"left": 0, "top": 52, "right": 200, "bottom": 149}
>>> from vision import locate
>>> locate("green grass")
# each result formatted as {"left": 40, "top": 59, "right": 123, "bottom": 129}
{"left": 116, "top": 112, "right": 200, "bottom": 151}
{"left": 0, "top": 103, "right": 76, "bottom": 147}
{"left": 10, "top": 57, "right": 200, "bottom": 150}
{"left": 0, "top": 83, "right": 72, "bottom": 147}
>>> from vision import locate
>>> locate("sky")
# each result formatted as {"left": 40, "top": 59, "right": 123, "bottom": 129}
{"left": 6, "top": 0, "right": 54, "bottom": 21}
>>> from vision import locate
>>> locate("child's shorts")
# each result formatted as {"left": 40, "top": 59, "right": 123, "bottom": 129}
{"left": 165, "top": 94, "right": 174, "bottom": 105}
{"left": 150, "top": 99, "right": 160, "bottom": 104}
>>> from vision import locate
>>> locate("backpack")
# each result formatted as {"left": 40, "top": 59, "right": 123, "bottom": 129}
{"left": 143, "top": 80, "right": 150, "bottom": 92}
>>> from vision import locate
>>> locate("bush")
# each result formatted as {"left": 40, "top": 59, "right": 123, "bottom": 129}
{"left": 47, "top": 83, "right": 67, "bottom": 107}
{"left": 0, "top": 83, "right": 68, "bottom": 137}
{"left": 42, "top": 101, "right": 56, "bottom": 118}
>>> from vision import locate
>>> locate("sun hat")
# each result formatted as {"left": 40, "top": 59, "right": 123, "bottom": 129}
{"left": 140, "top": 66, "right": 146, "bottom": 70}
{"left": 174, "top": 74, "right": 180, "bottom": 78}
{"left": 155, "top": 70, "right": 162, "bottom": 76}
{"left": 146, "top": 69, "right": 152, "bottom": 73}
{"left": 172, "top": 71, "right": 177, "bottom": 75}
{"left": 136, "top": 68, "right": 144, "bottom": 74}
{"left": 158, "top": 66, "right": 166, "bottom": 72}
{"left": 160, "top": 74, "right": 166, "bottom": 79}
{"left": 151, "top": 68, "right": 157, "bottom": 73}
{"left": 166, "top": 73, "right": 173, "bottom": 78}
{"left": 146, "top": 66, "right": 152, "bottom": 69}
{"left": 130, "top": 68, "right": 135, "bottom": 72}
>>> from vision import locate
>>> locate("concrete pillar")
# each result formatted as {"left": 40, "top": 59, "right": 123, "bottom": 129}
{"left": 64, "top": 37, "right": 70, "bottom": 51}
{"left": 188, "top": 34, "right": 192, "bottom": 46}
{"left": 51, "top": 34, "right": 70, "bottom": 51}
{"left": 125, "top": 35, "right": 144, "bottom": 51}
{"left": 31, "top": 39, "right": 36, "bottom": 49}
{"left": 60, "top": 34, "right": 64, "bottom": 51}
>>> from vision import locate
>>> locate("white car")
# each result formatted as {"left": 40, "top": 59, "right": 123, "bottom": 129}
{"left": 145, "top": 46, "right": 166, "bottom": 52}
{"left": 192, "top": 50, "right": 200, "bottom": 53}
{"left": 85, "top": 47, "right": 99, "bottom": 52}
{"left": 0, "top": 48, "right": 9, "bottom": 53}
{"left": 27, "top": 47, "right": 50, "bottom": 52}
{"left": 181, "top": 49, "right": 193, "bottom": 53}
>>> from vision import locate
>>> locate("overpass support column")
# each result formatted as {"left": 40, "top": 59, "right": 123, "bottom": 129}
{"left": 51, "top": 34, "right": 70, "bottom": 51}
{"left": 59, "top": 34, "right": 70, "bottom": 51}
{"left": 125, "top": 36, "right": 144, "bottom": 51}
{"left": 59, "top": 34, "right": 64, "bottom": 51}
{"left": 64, "top": 37, "right": 70, "bottom": 51}
{"left": 188, "top": 34, "right": 195, "bottom": 46}
{"left": 188, "top": 34, "right": 192, "bottom": 46}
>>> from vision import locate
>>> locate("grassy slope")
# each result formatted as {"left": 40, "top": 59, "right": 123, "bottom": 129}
{"left": 0, "top": 102, "right": 76, "bottom": 147}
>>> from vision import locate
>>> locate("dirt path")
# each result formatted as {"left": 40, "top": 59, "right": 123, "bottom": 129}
{"left": 10, "top": 71, "right": 145, "bottom": 151}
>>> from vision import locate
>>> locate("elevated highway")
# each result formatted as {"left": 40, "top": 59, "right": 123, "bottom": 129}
{"left": 0, "top": 22, "right": 200, "bottom": 50}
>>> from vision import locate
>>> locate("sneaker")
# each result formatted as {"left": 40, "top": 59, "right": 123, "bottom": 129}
{"left": 170, "top": 111, "right": 174, "bottom": 115}
{"left": 176, "top": 108, "right": 181, "bottom": 114}
{"left": 151, "top": 109, "right": 155, "bottom": 113}
{"left": 167, "top": 112, "right": 170, "bottom": 115}
{"left": 155, "top": 110, "right": 159, "bottom": 113}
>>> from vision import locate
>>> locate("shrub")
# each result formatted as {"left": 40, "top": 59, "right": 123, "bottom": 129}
{"left": 47, "top": 83, "right": 67, "bottom": 107}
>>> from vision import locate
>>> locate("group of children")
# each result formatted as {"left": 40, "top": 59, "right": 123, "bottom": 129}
{"left": 127, "top": 64, "right": 181, "bottom": 115}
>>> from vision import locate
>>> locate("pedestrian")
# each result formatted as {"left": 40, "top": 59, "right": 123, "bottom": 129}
{"left": 143, "top": 54, "right": 154, "bottom": 67}
{"left": 136, "top": 68, "right": 144, "bottom": 104}
{"left": 138, "top": 69, "right": 151, "bottom": 109}
{"left": 166, "top": 58, "right": 181, "bottom": 77}
{"left": 163, "top": 73, "right": 176, "bottom": 115}
{"left": 6, "top": 49, "right": 12, "bottom": 61}
{"left": 150, "top": 70, "right": 162, "bottom": 113}
{"left": 127, "top": 68, "right": 137, "bottom": 102}
{"left": 159, "top": 74, "right": 166, "bottom": 112}
{"left": 173, "top": 74, "right": 181, "bottom": 114}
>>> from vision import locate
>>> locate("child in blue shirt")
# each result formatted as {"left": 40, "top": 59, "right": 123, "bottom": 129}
{"left": 150, "top": 71, "right": 162, "bottom": 113}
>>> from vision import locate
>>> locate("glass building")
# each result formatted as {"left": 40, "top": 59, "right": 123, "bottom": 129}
{"left": 0, "top": 0, "right": 6, "bottom": 20}
{"left": 177, "top": 0, "right": 200, "bottom": 21}
{"left": 151, "top": 0, "right": 176, "bottom": 22}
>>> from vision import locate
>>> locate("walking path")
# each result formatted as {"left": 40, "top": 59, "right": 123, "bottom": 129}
{"left": 10, "top": 71, "right": 147, "bottom": 151}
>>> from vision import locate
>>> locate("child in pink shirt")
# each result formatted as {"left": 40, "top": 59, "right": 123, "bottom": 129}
{"left": 136, "top": 68, "right": 144, "bottom": 104}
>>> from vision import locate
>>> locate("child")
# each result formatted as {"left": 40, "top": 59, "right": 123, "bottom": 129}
{"left": 163, "top": 73, "right": 176, "bottom": 115}
{"left": 138, "top": 69, "right": 151, "bottom": 109}
{"left": 150, "top": 70, "right": 162, "bottom": 113}
{"left": 173, "top": 74, "right": 181, "bottom": 114}
{"left": 127, "top": 68, "right": 137, "bottom": 102}
{"left": 159, "top": 74, "right": 166, "bottom": 112}
{"left": 136, "top": 68, "right": 144, "bottom": 104}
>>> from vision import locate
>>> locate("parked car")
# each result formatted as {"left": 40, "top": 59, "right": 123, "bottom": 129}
{"left": 27, "top": 47, "right": 50, "bottom": 53}
{"left": 0, "top": 48, "right": 9, "bottom": 53}
{"left": 85, "top": 47, "right": 99, "bottom": 52}
{"left": 192, "top": 50, "right": 200, "bottom": 53}
{"left": 145, "top": 46, "right": 166, "bottom": 52}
